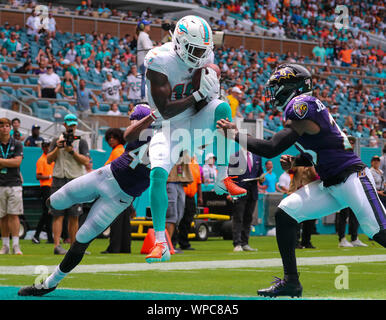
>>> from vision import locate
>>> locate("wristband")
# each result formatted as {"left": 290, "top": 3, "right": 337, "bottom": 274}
{"left": 150, "top": 110, "right": 160, "bottom": 121}
{"left": 68, "top": 150, "right": 75, "bottom": 155}
{"left": 193, "top": 90, "right": 204, "bottom": 102}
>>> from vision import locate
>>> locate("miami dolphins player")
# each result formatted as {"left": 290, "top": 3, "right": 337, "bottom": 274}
{"left": 217, "top": 63, "right": 386, "bottom": 298}
{"left": 18, "top": 105, "right": 156, "bottom": 297}
{"left": 144, "top": 15, "right": 246, "bottom": 263}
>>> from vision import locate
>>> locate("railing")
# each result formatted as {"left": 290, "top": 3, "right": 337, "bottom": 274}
{"left": 0, "top": 88, "right": 33, "bottom": 115}
{"left": 0, "top": 6, "right": 317, "bottom": 56}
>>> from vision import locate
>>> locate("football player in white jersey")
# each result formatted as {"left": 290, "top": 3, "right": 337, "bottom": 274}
{"left": 144, "top": 15, "right": 247, "bottom": 263}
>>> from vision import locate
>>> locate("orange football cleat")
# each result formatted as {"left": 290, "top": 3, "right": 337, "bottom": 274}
{"left": 214, "top": 176, "right": 247, "bottom": 199}
{"left": 145, "top": 241, "right": 171, "bottom": 263}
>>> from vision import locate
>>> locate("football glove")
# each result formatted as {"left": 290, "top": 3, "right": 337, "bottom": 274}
{"left": 193, "top": 67, "right": 220, "bottom": 102}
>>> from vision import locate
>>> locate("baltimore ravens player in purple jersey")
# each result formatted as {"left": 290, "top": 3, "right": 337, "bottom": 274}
{"left": 217, "top": 64, "right": 386, "bottom": 298}
{"left": 18, "top": 104, "right": 155, "bottom": 297}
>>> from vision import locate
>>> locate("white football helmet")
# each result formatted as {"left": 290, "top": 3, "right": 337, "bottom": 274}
{"left": 172, "top": 15, "right": 214, "bottom": 69}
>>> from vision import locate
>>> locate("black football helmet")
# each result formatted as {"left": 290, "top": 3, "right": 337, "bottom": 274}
{"left": 265, "top": 64, "right": 312, "bottom": 110}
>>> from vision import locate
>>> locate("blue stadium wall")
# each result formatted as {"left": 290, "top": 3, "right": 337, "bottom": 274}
{"left": 22, "top": 144, "right": 381, "bottom": 236}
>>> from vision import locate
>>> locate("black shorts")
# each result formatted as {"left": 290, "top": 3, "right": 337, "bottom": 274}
{"left": 41, "top": 88, "right": 57, "bottom": 99}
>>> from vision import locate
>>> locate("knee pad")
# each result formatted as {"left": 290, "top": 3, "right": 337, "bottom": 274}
{"left": 373, "top": 229, "right": 386, "bottom": 248}
{"left": 50, "top": 189, "right": 70, "bottom": 211}
{"left": 76, "top": 221, "right": 101, "bottom": 244}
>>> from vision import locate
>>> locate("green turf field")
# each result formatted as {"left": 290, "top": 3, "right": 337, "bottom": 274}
{"left": 0, "top": 234, "right": 385, "bottom": 300}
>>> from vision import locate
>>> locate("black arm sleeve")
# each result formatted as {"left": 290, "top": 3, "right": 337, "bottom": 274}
{"left": 235, "top": 126, "right": 299, "bottom": 159}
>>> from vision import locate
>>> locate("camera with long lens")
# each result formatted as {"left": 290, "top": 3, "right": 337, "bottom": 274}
{"left": 62, "top": 128, "right": 80, "bottom": 147}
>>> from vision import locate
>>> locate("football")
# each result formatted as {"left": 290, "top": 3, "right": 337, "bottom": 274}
{"left": 192, "top": 63, "right": 221, "bottom": 90}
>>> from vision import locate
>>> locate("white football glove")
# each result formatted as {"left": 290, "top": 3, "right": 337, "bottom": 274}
{"left": 193, "top": 67, "right": 220, "bottom": 102}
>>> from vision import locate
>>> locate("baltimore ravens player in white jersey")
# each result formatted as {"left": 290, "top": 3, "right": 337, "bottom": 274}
{"left": 144, "top": 15, "right": 246, "bottom": 263}
{"left": 218, "top": 64, "right": 386, "bottom": 298}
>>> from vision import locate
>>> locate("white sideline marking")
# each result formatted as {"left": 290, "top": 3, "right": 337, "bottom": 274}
{"left": 0, "top": 255, "right": 385, "bottom": 275}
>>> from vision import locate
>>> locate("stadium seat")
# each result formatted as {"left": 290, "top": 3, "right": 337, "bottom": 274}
{"left": 118, "top": 104, "right": 129, "bottom": 113}
{"left": 9, "top": 75, "right": 23, "bottom": 84}
{"left": 56, "top": 101, "right": 72, "bottom": 110}
{"left": 26, "top": 77, "right": 39, "bottom": 85}
{"left": 36, "top": 108, "right": 54, "bottom": 121}
{"left": 92, "top": 106, "right": 103, "bottom": 114}
{"left": 99, "top": 103, "right": 110, "bottom": 112}
{"left": 36, "top": 100, "right": 51, "bottom": 109}
{"left": 17, "top": 87, "right": 37, "bottom": 99}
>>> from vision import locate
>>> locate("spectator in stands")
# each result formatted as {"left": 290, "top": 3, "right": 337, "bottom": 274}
{"left": 202, "top": 153, "right": 217, "bottom": 185}
{"left": 141, "top": 7, "right": 152, "bottom": 19}
{"left": 369, "top": 129, "right": 380, "bottom": 147}
{"left": 228, "top": 147, "right": 263, "bottom": 252}
{"left": 95, "top": 44, "right": 111, "bottom": 64}
{"left": 378, "top": 105, "right": 386, "bottom": 131}
{"left": 93, "top": 59, "right": 103, "bottom": 76}
{"left": 61, "top": 71, "right": 77, "bottom": 100}
{"left": 76, "top": 1, "right": 90, "bottom": 16}
{"left": 73, "top": 78, "right": 99, "bottom": 120}
{"left": 106, "top": 103, "right": 121, "bottom": 116}
{"left": 227, "top": 86, "right": 243, "bottom": 119}
{"left": 177, "top": 154, "right": 203, "bottom": 251}
{"left": 25, "top": 10, "right": 39, "bottom": 41}
{"left": 32, "top": 139, "right": 54, "bottom": 244}
{"left": 47, "top": 114, "right": 90, "bottom": 255}
{"left": 47, "top": 12, "right": 56, "bottom": 38}
{"left": 136, "top": 19, "right": 153, "bottom": 100}
{"left": 102, "top": 72, "right": 122, "bottom": 104}
{"left": 64, "top": 41, "right": 77, "bottom": 64}
{"left": 0, "top": 69, "right": 10, "bottom": 83}
{"left": 126, "top": 65, "right": 142, "bottom": 104}
{"left": 76, "top": 36, "right": 94, "bottom": 60}
{"left": 0, "top": 117, "right": 23, "bottom": 255}
{"left": 2, "top": 32, "right": 21, "bottom": 57}
{"left": 100, "top": 128, "right": 133, "bottom": 253}
{"left": 101, "top": 59, "right": 113, "bottom": 74}
{"left": 312, "top": 41, "right": 326, "bottom": 64}
{"left": 276, "top": 170, "right": 291, "bottom": 194}
{"left": 37, "top": 64, "right": 61, "bottom": 99}
{"left": 61, "top": 59, "right": 79, "bottom": 80}
{"left": 10, "top": 118, "right": 25, "bottom": 142}
{"left": 259, "top": 160, "right": 276, "bottom": 193}
{"left": 380, "top": 145, "right": 386, "bottom": 183}
{"left": 339, "top": 42, "right": 353, "bottom": 67}
{"left": 24, "top": 124, "right": 44, "bottom": 147}
{"left": 14, "top": 60, "right": 33, "bottom": 74}
{"left": 98, "top": 2, "right": 111, "bottom": 17}
{"left": 34, "top": 57, "right": 48, "bottom": 75}
{"left": 370, "top": 155, "right": 386, "bottom": 206}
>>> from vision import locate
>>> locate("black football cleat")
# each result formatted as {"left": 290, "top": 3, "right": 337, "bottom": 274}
{"left": 257, "top": 277, "right": 303, "bottom": 298}
{"left": 18, "top": 283, "right": 57, "bottom": 297}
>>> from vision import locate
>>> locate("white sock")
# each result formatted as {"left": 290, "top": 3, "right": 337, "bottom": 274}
{"left": 12, "top": 236, "right": 19, "bottom": 247}
{"left": 2, "top": 237, "right": 9, "bottom": 247}
{"left": 155, "top": 231, "right": 166, "bottom": 243}
{"left": 43, "top": 266, "right": 68, "bottom": 289}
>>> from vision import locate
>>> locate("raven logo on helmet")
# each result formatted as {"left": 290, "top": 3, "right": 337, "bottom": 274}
{"left": 270, "top": 67, "right": 296, "bottom": 82}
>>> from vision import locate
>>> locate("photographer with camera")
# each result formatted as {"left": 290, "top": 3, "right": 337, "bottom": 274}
{"left": 47, "top": 114, "right": 90, "bottom": 255}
